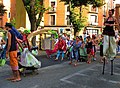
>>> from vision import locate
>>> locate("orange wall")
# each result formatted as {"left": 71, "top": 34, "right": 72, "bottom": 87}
{"left": 0, "top": 0, "right": 8, "bottom": 27}
{"left": 44, "top": 0, "right": 49, "bottom": 26}
{"left": 56, "top": 1, "right": 65, "bottom": 26}
{"left": 98, "top": 7, "right": 104, "bottom": 27}
{"left": 10, "top": 0, "right": 16, "bottom": 21}
{"left": 2, "top": 13, "right": 8, "bottom": 27}
{"left": 44, "top": 0, "right": 65, "bottom": 26}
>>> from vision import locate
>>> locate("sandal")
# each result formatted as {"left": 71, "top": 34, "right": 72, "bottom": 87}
{"left": 11, "top": 78, "right": 21, "bottom": 82}
{"left": 69, "top": 62, "right": 72, "bottom": 65}
{"left": 87, "top": 61, "right": 91, "bottom": 64}
{"left": 74, "top": 64, "right": 78, "bottom": 67}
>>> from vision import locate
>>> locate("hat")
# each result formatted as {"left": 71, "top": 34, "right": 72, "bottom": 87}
{"left": 5, "top": 23, "right": 12, "bottom": 28}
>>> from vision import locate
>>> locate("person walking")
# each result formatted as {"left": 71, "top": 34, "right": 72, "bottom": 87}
{"left": 5, "top": 23, "right": 21, "bottom": 82}
{"left": 86, "top": 36, "right": 93, "bottom": 64}
{"left": 55, "top": 36, "right": 66, "bottom": 61}
{"left": 69, "top": 36, "right": 82, "bottom": 66}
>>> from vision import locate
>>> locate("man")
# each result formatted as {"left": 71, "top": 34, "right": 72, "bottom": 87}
{"left": 5, "top": 23, "right": 21, "bottom": 82}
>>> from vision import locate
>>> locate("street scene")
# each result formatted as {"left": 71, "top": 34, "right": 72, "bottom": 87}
{"left": 0, "top": 0, "right": 120, "bottom": 88}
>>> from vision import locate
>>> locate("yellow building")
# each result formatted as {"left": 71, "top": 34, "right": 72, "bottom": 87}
{"left": 10, "top": 0, "right": 26, "bottom": 29}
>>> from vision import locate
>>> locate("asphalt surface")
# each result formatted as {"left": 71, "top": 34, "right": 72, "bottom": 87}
{"left": 1, "top": 51, "right": 120, "bottom": 88}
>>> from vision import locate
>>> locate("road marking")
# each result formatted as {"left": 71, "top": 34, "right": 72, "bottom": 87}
{"left": 60, "top": 63, "right": 120, "bottom": 85}
{"left": 113, "top": 72, "right": 120, "bottom": 76}
{"left": 29, "top": 85, "right": 39, "bottom": 88}
{"left": 60, "top": 64, "right": 99, "bottom": 84}
{"left": 100, "top": 77, "right": 120, "bottom": 84}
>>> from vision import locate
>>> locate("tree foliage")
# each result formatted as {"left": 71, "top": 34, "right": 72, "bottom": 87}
{"left": 61, "top": 0, "right": 104, "bottom": 7}
{"left": 0, "top": 4, "right": 7, "bottom": 16}
{"left": 61, "top": 0, "right": 104, "bottom": 35}
{"left": 22, "top": 0, "right": 48, "bottom": 31}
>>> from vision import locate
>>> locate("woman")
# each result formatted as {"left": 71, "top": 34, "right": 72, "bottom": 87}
{"left": 79, "top": 36, "right": 87, "bottom": 62}
{"left": 92, "top": 35, "right": 97, "bottom": 61}
{"left": 55, "top": 36, "right": 66, "bottom": 61}
{"left": 102, "top": 9, "right": 118, "bottom": 61}
{"left": 86, "top": 36, "right": 93, "bottom": 64}
{"left": 69, "top": 36, "right": 82, "bottom": 66}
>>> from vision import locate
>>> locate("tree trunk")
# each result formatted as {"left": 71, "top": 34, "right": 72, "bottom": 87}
{"left": 30, "top": 18, "right": 37, "bottom": 32}
{"left": 74, "top": 28, "right": 77, "bottom": 36}
{"left": 79, "top": 6, "right": 82, "bottom": 21}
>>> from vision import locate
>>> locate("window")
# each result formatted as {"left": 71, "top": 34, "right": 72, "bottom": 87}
{"left": 66, "top": 15, "right": 70, "bottom": 25}
{"left": 50, "top": 15, "right": 55, "bottom": 25}
{"left": 51, "top": 1, "right": 55, "bottom": 11}
{"left": 90, "top": 5, "right": 98, "bottom": 13}
{"left": 90, "top": 15, "right": 98, "bottom": 23}
{"left": 91, "top": 6, "right": 97, "bottom": 12}
{"left": 86, "top": 29, "right": 98, "bottom": 36}
{"left": 8, "top": 12, "right": 10, "bottom": 18}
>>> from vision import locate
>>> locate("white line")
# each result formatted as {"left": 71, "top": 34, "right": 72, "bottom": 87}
{"left": 108, "top": 80, "right": 120, "bottom": 84}
{"left": 100, "top": 77, "right": 120, "bottom": 84}
{"left": 60, "top": 64, "right": 99, "bottom": 84}
{"left": 113, "top": 72, "right": 120, "bottom": 76}
{"left": 78, "top": 73, "right": 89, "bottom": 77}
{"left": 60, "top": 79, "right": 75, "bottom": 85}
{"left": 29, "top": 85, "right": 39, "bottom": 88}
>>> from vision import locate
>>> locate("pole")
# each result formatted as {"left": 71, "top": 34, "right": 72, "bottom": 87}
{"left": 102, "top": 56, "right": 105, "bottom": 75}
{"left": 111, "top": 60, "right": 113, "bottom": 75}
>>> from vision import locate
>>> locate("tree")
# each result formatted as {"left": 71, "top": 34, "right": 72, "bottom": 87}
{"left": 0, "top": 4, "right": 7, "bottom": 27}
{"left": 61, "top": 0, "right": 104, "bottom": 36}
{"left": 22, "top": 0, "right": 47, "bottom": 32}
{"left": 0, "top": 4, "right": 7, "bottom": 16}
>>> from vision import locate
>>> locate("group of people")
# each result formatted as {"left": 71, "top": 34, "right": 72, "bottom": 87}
{"left": 0, "top": 8, "right": 119, "bottom": 82}
{"left": 47, "top": 9, "right": 120, "bottom": 67}
{"left": 47, "top": 33, "right": 100, "bottom": 66}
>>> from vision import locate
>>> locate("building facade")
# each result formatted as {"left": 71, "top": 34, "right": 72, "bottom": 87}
{"left": 115, "top": 4, "right": 120, "bottom": 30}
{"left": 9, "top": 0, "right": 117, "bottom": 35}
{"left": 44, "top": 0, "right": 73, "bottom": 37}
{"left": 10, "top": 0, "right": 26, "bottom": 29}
{"left": 0, "top": 0, "right": 10, "bottom": 28}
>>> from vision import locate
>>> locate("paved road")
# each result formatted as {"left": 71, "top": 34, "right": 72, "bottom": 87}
{"left": 1, "top": 51, "right": 120, "bottom": 88}
{"left": 1, "top": 59, "right": 120, "bottom": 88}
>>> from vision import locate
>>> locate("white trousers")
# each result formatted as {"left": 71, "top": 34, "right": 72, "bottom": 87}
{"left": 103, "top": 35, "right": 117, "bottom": 59}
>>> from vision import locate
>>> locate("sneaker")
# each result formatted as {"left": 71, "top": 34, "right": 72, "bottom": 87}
{"left": 55, "top": 58, "right": 58, "bottom": 61}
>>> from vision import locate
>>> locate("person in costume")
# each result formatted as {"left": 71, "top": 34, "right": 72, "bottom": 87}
{"left": 102, "top": 9, "right": 118, "bottom": 60}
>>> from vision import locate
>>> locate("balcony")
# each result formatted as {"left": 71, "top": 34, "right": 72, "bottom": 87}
{"left": 89, "top": 22, "right": 98, "bottom": 26}
{"left": 48, "top": 7, "right": 56, "bottom": 13}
